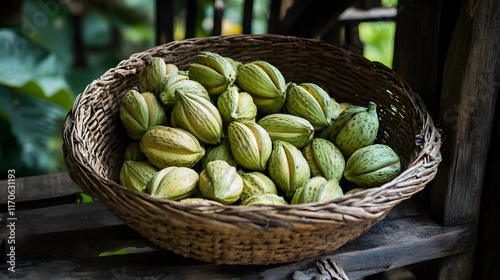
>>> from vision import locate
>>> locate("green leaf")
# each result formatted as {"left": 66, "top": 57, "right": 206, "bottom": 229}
{"left": 12, "top": 77, "right": 74, "bottom": 111}
{"left": 0, "top": 29, "right": 74, "bottom": 110}
{"left": 0, "top": 86, "right": 67, "bottom": 174}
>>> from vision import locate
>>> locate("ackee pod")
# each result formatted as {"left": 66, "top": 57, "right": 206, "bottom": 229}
{"left": 344, "top": 144, "right": 401, "bottom": 188}
{"left": 330, "top": 102, "right": 379, "bottom": 157}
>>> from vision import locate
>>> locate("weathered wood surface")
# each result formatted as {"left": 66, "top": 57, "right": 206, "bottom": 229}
{"left": 0, "top": 196, "right": 475, "bottom": 279}
{"left": 428, "top": 0, "right": 500, "bottom": 279}
{"left": 0, "top": 172, "right": 81, "bottom": 204}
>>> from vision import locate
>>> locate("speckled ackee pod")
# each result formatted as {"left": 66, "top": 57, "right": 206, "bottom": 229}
{"left": 330, "top": 102, "right": 379, "bottom": 157}
{"left": 227, "top": 121, "right": 272, "bottom": 171}
{"left": 302, "top": 138, "right": 345, "bottom": 182}
{"left": 199, "top": 160, "right": 243, "bottom": 204}
{"left": 147, "top": 166, "right": 199, "bottom": 201}
{"left": 238, "top": 171, "right": 278, "bottom": 202}
{"left": 344, "top": 144, "right": 401, "bottom": 188}
{"left": 286, "top": 82, "right": 335, "bottom": 130}
{"left": 268, "top": 140, "right": 311, "bottom": 198}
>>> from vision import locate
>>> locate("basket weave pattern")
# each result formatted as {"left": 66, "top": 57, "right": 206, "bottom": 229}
{"left": 63, "top": 34, "right": 441, "bottom": 265}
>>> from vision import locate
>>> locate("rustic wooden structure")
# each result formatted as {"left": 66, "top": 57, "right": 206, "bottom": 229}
{"left": 1, "top": 0, "right": 498, "bottom": 278}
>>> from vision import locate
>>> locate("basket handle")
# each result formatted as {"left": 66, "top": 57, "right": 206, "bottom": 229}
{"left": 293, "top": 258, "right": 349, "bottom": 280}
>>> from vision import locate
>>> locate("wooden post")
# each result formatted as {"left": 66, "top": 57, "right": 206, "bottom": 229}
{"left": 392, "top": 0, "right": 447, "bottom": 118}
{"left": 267, "top": 0, "right": 282, "bottom": 34}
{"left": 156, "top": 0, "right": 174, "bottom": 45}
{"left": 185, "top": 0, "right": 198, "bottom": 39}
{"left": 211, "top": 0, "right": 224, "bottom": 36}
{"left": 242, "top": 0, "right": 254, "bottom": 34}
{"left": 430, "top": 0, "right": 500, "bottom": 278}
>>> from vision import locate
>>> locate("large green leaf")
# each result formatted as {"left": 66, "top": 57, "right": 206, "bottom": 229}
{"left": 0, "top": 86, "right": 66, "bottom": 174}
{"left": 0, "top": 29, "right": 74, "bottom": 110}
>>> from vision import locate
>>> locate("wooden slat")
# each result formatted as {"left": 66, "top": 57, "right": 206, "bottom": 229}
{"left": 0, "top": 198, "right": 474, "bottom": 279}
{"left": 0, "top": 212, "right": 474, "bottom": 279}
{"left": 429, "top": 0, "right": 500, "bottom": 278}
{"left": 0, "top": 172, "right": 81, "bottom": 204}
{"left": 155, "top": 0, "right": 174, "bottom": 45}
{"left": 0, "top": 202, "right": 121, "bottom": 237}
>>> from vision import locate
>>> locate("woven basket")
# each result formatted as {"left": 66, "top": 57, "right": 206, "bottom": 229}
{"left": 62, "top": 34, "right": 442, "bottom": 265}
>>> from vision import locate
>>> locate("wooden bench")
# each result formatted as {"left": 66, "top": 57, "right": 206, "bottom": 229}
{"left": 0, "top": 172, "right": 474, "bottom": 279}
{"left": 1, "top": 0, "right": 499, "bottom": 278}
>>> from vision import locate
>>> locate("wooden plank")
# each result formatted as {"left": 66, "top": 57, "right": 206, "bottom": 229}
{"left": 429, "top": 0, "right": 500, "bottom": 278}
{"left": 0, "top": 215, "right": 474, "bottom": 279}
{"left": 0, "top": 172, "right": 81, "bottom": 204}
{"left": 0, "top": 202, "right": 121, "bottom": 237}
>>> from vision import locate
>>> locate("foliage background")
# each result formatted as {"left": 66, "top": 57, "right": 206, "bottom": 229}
{"left": 0, "top": 0, "right": 396, "bottom": 179}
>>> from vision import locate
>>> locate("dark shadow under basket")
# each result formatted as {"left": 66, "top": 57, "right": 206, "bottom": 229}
{"left": 62, "top": 34, "right": 442, "bottom": 265}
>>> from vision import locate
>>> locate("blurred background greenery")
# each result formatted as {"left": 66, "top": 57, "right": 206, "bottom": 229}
{"left": 0, "top": 0, "right": 397, "bottom": 179}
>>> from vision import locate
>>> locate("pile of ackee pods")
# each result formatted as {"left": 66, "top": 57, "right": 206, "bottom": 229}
{"left": 119, "top": 52, "right": 402, "bottom": 206}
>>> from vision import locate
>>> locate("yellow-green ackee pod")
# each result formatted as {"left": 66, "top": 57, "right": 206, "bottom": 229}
{"left": 189, "top": 52, "right": 236, "bottom": 97}
{"left": 199, "top": 160, "right": 243, "bottom": 204}
{"left": 268, "top": 140, "right": 311, "bottom": 198}
{"left": 119, "top": 89, "right": 166, "bottom": 140}
{"left": 238, "top": 171, "right": 278, "bottom": 202}
{"left": 235, "top": 61, "right": 286, "bottom": 99}
{"left": 286, "top": 82, "right": 335, "bottom": 130}
{"left": 314, "top": 180, "right": 344, "bottom": 203}
{"left": 139, "top": 57, "right": 167, "bottom": 93}
{"left": 178, "top": 198, "right": 223, "bottom": 206}
{"left": 123, "top": 142, "right": 145, "bottom": 161}
{"left": 217, "top": 86, "right": 257, "bottom": 125}
{"left": 235, "top": 61, "right": 287, "bottom": 114}
{"left": 241, "top": 193, "right": 287, "bottom": 206}
{"left": 257, "top": 113, "right": 315, "bottom": 149}
{"left": 202, "top": 137, "right": 238, "bottom": 170}
{"left": 147, "top": 166, "right": 199, "bottom": 201}
{"left": 119, "top": 160, "right": 159, "bottom": 193}
{"left": 140, "top": 126, "right": 205, "bottom": 169}
{"left": 291, "top": 176, "right": 327, "bottom": 204}
{"left": 171, "top": 90, "right": 223, "bottom": 145}
{"left": 227, "top": 121, "right": 272, "bottom": 171}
